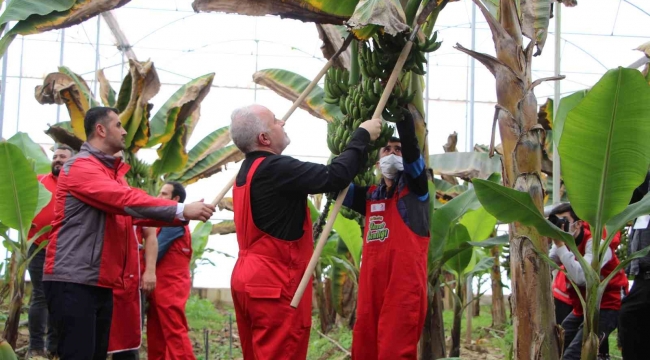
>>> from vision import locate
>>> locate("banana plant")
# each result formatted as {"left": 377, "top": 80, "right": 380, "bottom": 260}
{"left": 0, "top": 0, "right": 131, "bottom": 59}
{"left": 472, "top": 67, "right": 650, "bottom": 360}
{"left": 0, "top": 137, "right": 52, "bottom": 349}
{"left": 444, "top": 243, "right": 494, "bottom": 357}
{"left": 34, "top": 60, "right": 244, "bottom": 196}
{"left": 190, "top": 221, "right": 214, "bottom": 284}
{"left": 453, "top": 0, "right": 580, "bottom": 356}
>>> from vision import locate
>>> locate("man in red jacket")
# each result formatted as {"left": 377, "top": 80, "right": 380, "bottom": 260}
{"left": 42, "top": 107, "right": 215, "bottom": 360}
{"left": 26, "top": 144, "right": 74, "bottom": 359}
{"left": 548, "top": 203, "right": 628, "bottom": 360}
{"left": 229, "top": 104, "right": 380, "bottom": 359}
{"left": 147, "top": 181, "right": 195, "bottom": 360}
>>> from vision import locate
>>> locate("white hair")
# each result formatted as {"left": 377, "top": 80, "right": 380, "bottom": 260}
{"left": 230, "top": 105, "right": 269, "bottom": 153}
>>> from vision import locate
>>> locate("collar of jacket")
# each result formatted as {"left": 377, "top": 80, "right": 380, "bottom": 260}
{"left": 80, "top": 142, "right": 127, "bottom": 173}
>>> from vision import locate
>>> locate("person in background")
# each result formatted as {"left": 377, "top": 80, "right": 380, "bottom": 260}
{"left": 42, "top": 107, "right": 215, "bottom": 360}
{"left": 229, "top": 104, "right": 381, "bottom": 359}
{"left": 147, "top": 181, "right": 195, "bottom": 360}
{"left": 618, "top": 171, "right": 650, "bottom": 360}
{"left": 341, "top": 109, "right": 430, "bottom": 359}
{"left": 25, "top": 144, "right": 74, "bottom": 359}
{"left": 548, "top": 203, "right": 628, "bottom": 360}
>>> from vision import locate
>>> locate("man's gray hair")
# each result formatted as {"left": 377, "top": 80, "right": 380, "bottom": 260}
{"left": 230, "top": 105, "right": 268, "bottom": 154}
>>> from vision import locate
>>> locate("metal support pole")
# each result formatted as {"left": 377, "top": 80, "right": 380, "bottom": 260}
{"left": 0, "top": 0, "right": 9, "bottom": 139}
{"left": 229, "top": 313, "right": 233, "bottom": 358}
{"left": 57, "top": 29, "right": 65, "bottom": 123}
{"left": 93, "top": 15, "right": 101, "bottom": 96}
{"left": 16, "top": 36, "right": 24, "bottom": 132}
{"left": 552, "top": 4, "right": 562, "bottom": 205}
{"left": 468, "top": 2, "right": 477, "bottom": 152}
{"left": 253, "top": 19, "right": 259, "bottom": 103}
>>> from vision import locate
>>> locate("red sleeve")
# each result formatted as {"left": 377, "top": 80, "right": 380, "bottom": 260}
{"left": 64, "top": 158, "right": 179, "bottom": 223}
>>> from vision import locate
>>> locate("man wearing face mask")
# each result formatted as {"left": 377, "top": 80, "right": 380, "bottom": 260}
{"left": 342, "top": 109, "right": 430, "bottom": 359}
{"left": 548, "top": 203, "right": 628, "bottom": 360}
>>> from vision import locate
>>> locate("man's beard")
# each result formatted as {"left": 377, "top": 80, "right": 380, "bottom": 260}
{"left": 51, "top": 163, "right": 63, "bottom": 176}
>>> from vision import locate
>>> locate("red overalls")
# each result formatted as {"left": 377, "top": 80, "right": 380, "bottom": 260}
{"left": 107, "top": 225, "right": 143, "bottom": 353}
{"left": 147, "top": 225, "right": 195, "bottom": 360}
{"left": 231, "top": 157, "right": 313, "bottom": 360}
{"left": 351, "top": 185, "right": 429, "bottom": 360}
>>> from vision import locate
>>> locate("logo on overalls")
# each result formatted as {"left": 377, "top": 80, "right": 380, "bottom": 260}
{"left": 367, "top": 216, "right": 389, "bottom": 242}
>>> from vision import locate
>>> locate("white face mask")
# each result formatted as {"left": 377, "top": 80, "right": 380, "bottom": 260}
{"left": 379, "top": 154, "right": 404, "bottom": 179}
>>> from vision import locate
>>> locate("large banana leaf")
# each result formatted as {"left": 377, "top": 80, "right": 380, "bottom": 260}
{"left": 0, "top": 0, "right": 131, "bottom": 59}
{"left": 429, "top": 187, "right": 481, "bottom": 270}
{"left": 459, "top": 206, "right": 497, "bottom": 242}
{"left": 97, "top": 69, "right": 117, "bottom": 108}
{"left": 330, "top": 203, "right": 363, "bottom": 268}
{"left": 252, "top": 69, "right": 343, "bottom": 123}
{"left": 0, "top": 142, "right": 50, "bottom": 236}
{"left": 558, "top": 68, "right": 650, "bottom": 230}
{"left": 58, "top": 66, "right": 99, "bottom": 108}
{"left": 0, "top": 0, "right": 75, "bottom": 26}
{"left": 44, "top": 123, "right": 83, "bottom": 151}
{"left": 211, "top": 220, "right": 235, "bottom": 235}
{"left": 7, "top": 132, "right": 50, "bottom": 175}
{"left": 429, "top": 152, "right": 502, "bottom": 180}
{"left": 553, "top": 90, "right": 587, "bottom": 148}
{"left": 152, "top": 125, "right": 187, "bottom": 176}
{"left": 175, "top": 145, "right": 244, "bottom": 185}
{"left": 190, "top": 221, "right": 213, "bottom": 275}
{"left": 35, "top": 72, "right": 92, "bottom": 140}
{"left": 149, "top": 74, "right": 214, "bottom": 175}
{"left": 147, "top": 73, "right": 214, "bottom": 147}
{"left": 347, "top": 0, "right": 408, "bottom": 39}
{"left": 472, "top": 179, "right": 575, "bottom": 246}
{"left": 119, "top": 60, "right": 160, "bottom": 150}
{"left": 444, "top": 223, "right": 473, "bottom": 276}
{"left": 168, "top": 125, "right": 231, "bottom": 180}
{"left": 191, "top": 0, "right": 359, "bottom": 24}
{"left": 519, "top": 0, "right": 552, "bottom": 55}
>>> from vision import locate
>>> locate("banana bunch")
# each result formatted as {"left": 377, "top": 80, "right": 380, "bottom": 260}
{"left": 339, "top": 83, "right": 376, "bottom": 126}
{"left": 373, "top": 30, "right": 442, "bottom": 76}
{"left": 327, "top": 116, "right": 351, "bottom": 156}
{"left": 354, "top": 170, "right": 378, "bottom": 188}
{"left": 359, "top": 41, "right": 387, "bottom": 80}
{"left": 323, "top": 67, "right": 350, "bottom": 105}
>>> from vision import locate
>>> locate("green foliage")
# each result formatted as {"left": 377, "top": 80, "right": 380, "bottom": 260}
{"left": 190, "top": 221, "right": 214, "bottom": 281}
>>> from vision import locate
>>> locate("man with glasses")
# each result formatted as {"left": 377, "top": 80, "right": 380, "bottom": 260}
{"left": 548, "top": 203, "right": 628, "bottom": 360}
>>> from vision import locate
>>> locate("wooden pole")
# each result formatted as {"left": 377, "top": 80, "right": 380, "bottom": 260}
{"left": 209, "top": 34, "right": 355, "bottom": 208}
{"left": 291, "top": 26, "right": 420, "bottom": 308}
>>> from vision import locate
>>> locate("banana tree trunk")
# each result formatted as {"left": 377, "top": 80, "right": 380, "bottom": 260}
{"left": 455, "top": 1, "right": 562, "bottom": 358}
{"left": 490, "top": 246, "right": 507, "bottom": 328}
{"left": 449, "top": 277, "right": 463, "bottom": 358}
{"left": 314, "top": 263, "right": 334, "bottom": 333}
{"left": 419, "top": 278, "right": 447, "bottom": 360}
{"left": 3, "top": 263, "right": 26, "bottom": 348}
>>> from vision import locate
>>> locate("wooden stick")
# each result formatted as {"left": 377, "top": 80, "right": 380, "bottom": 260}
{"left": 315, "top": 327, "right": 351, "bottom": 356}
{"left": 208, "top": 33, "right": 355, "bottom": 208}
{"left": 291, "top": 26, "right": 421, "bottom": 309}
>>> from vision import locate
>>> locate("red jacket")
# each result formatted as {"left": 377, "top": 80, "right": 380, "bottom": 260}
{"left": 28, "top": 173, "right": 58, "bottom": 246}
{"left": 552, "top": 223, "right": 628, "bottom": 316}
{"left": 44, "top": 143, "right": 183, "bottom": 289}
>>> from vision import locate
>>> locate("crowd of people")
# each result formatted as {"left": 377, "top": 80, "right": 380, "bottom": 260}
{"left": 22, "top": 103, "right": 648, "bottom": 360}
